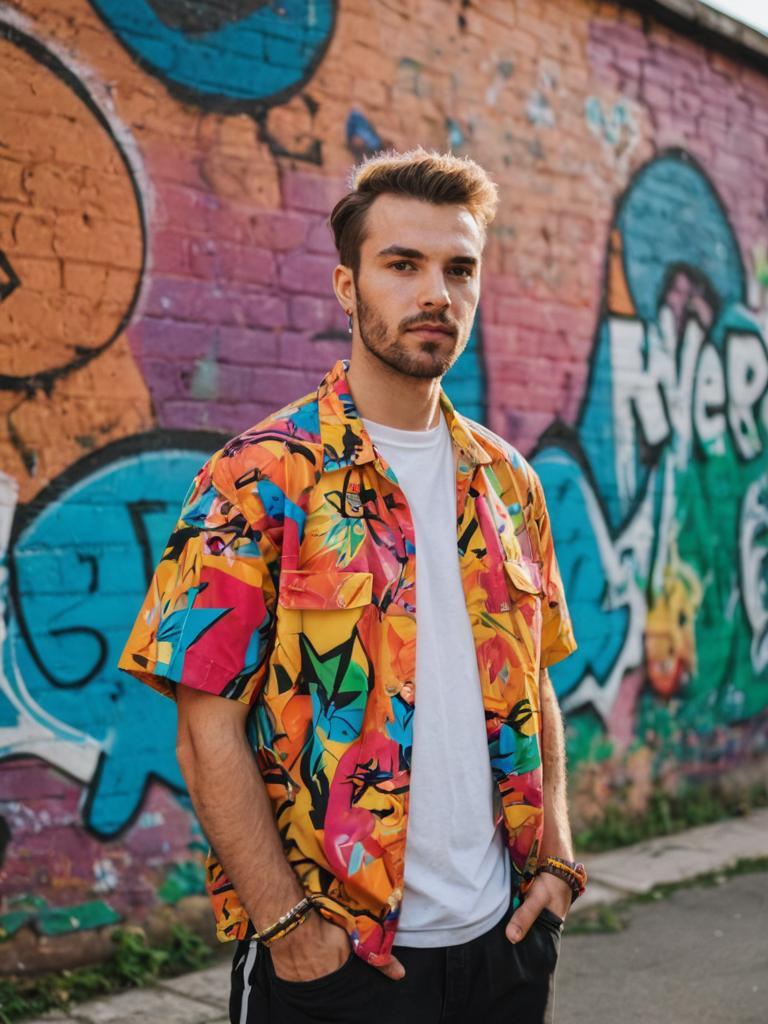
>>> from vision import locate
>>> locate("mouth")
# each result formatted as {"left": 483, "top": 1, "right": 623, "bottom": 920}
{"left": 406, "top": 324, "right": 455, "bottom": 339}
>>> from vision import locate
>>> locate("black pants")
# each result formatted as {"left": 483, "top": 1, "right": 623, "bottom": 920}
{"left": 229, "top": 906, "right": 562, "bottom": 1024}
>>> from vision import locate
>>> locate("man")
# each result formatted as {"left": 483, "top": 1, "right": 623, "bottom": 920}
{"left": 120, "top": 148, "right": 585, "bottom": 1024}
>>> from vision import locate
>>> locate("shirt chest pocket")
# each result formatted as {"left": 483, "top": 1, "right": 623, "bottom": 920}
{"left": 274, "top": 570, "right": 374, "bottom": 680}
{"left": 484, "top": 558, "right": 543, "bottom": 610}
{"left": 503, "top": 558, "right": 543, "bottom": 604}
{"left": 485, "top": 558, "right": 544, "bottom": 664}
{"left": 466, "top": 556, "right": 544, "bottom": 733}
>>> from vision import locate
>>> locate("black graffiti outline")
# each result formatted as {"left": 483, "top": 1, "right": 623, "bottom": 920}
{"left": 146, "top": 0, "right": 268, "bottom": 35}
{"left": 0, "top": 250, "right": 20, "bottom": 304}
{"left": 253, "top": 99, "right": 324, "bottom": 166}
{"left": 127, "top": 499, "right": 172, "bottom": 586}
{"left": 80, "top": 747, "right": 191, "bottom": 843}
{"left": 0, "top": 21, "right": 147, "bottom": 397}
{"left": 7, "top": 429, "right": 224, "bottom": 693}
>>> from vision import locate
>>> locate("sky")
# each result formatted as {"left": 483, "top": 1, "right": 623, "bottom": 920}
{"left": 703, "top": 0, "right": 768, "bottom": 35}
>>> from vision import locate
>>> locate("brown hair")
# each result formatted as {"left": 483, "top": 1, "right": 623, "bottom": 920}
{"left": 329, "top": 147, "right": 499, "bottom": 272}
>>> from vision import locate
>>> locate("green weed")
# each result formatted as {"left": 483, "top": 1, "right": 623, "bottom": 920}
{"left": 566, "top": 903, "right": 629, "bottom": 934}
{"left": 0, "top": 922, "right": 213, "bottom": 1023}
{"left": 574, "top": 781, "right": 768, "bottom": 853}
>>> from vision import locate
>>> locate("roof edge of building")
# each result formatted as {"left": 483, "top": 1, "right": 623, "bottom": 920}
{"left": 622, "top": 0, "right": 768, "bottom": 71}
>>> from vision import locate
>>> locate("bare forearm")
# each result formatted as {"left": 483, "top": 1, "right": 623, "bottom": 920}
{"left": 178, "top": 714, "right": 302, "bottom": 931}
{"left": 539, "top": 667, "right": 574, "bottom": 861}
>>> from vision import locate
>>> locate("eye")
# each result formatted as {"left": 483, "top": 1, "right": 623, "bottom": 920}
{"left": 448, "top": 266, "right": 474, "bottom": 278}
{"left": 390, "top": 260, "right": 416, "bottom": 271}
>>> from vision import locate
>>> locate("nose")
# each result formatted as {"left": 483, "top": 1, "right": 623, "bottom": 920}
{"left": 419, "top": 270, "right": 451, "bottom": 312}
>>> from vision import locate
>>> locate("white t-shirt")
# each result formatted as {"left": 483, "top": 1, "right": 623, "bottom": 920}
{"left": 362, "top": 412, "right": 509, "bottom": 947}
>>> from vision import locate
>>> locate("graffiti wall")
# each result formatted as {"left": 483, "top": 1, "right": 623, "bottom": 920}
{"left": 1, "top": 0, "right": 767, "bottom": 959}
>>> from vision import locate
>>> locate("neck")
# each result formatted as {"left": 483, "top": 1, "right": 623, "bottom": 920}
{"left": 345, "top": 344, "right": 443, "bottom": 431}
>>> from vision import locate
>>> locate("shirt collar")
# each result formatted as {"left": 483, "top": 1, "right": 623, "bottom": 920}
{"left": 317, "top": 360, "right": 492, "bottom": 472}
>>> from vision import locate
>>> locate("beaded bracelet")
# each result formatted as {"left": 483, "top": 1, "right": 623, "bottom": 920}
{"left": 537, "top": 857, "right": 588, "bottom": 902}
{"left": 252, "top": 895, "right": 316, "bottom": 947}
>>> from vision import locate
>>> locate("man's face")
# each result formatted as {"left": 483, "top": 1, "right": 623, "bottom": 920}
{"left": 351, "top": 194, "right": 483, "bottom": 379}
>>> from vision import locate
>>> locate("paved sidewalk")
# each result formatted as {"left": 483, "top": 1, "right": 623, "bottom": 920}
{"left": 30, "top": 962, "right": 233, "bottom": 1023}
{"left": 558, "top": 869, "right": 768, "bottom": 1024}
{"left": 26, "top": 809, "right": 768, "bottom": 1023}
{"left": 572, "top": 805, "right": 768, "bottom": 912}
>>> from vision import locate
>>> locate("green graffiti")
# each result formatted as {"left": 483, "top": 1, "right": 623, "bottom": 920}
{"left": 544, "top": 154, "right": 768, "bottom": 794}
{"left": 0, "top": 910, "right": 31, "bottom": 940}
{"left": 158, "top": 860, "right": 207, "bottom": 904}
{"left": 37, "top": 901, "right": 121, "bottom": 936}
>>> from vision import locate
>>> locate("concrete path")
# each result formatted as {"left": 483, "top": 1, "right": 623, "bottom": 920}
{"left": 33, "top": 963, "right": 233, "bottom": 1023}
{"left": 26, "top": 808, "right": 768, "bottom": 1023}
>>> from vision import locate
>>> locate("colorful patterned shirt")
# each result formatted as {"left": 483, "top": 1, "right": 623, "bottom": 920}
{"left": 119, "top": 359, "right": 577, "bottom": 966}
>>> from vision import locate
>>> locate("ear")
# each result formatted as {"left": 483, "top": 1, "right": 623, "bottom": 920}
{"left": 333, "top": 264, "right": 355, "bottom": 316}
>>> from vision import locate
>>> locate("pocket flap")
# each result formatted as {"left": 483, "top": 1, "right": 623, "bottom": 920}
{"left": 278, "top": 570, "right": 373, "bottom": 610}
{"left": 504, "top": 559, "right": 542, "bottom": 596}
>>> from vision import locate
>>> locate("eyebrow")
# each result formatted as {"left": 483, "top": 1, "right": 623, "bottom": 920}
{"left": 377, "top": 245, "right": 478, "bottom": 266}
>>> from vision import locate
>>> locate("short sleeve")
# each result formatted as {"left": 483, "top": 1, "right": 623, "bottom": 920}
{"left": 530, "top": 469, "right": 577, "bottom": 668}
{"left": 118, "top": 454, "right": 279, "bottom": 703}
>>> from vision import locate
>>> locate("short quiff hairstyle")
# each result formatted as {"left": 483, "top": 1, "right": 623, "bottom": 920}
{"left": 329, "top": 147, "right": 499, "bottom": 273}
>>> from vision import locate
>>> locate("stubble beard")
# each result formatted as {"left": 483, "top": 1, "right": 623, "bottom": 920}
{"left": 354, "top": 287, "right": 464, "bottom": 380}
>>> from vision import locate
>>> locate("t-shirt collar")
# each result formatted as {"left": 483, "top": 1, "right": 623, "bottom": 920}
{"left": 317, "top": 359, "right": 492, "bottom": 473}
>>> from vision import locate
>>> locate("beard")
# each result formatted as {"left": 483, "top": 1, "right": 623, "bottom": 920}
{"left": 354, "top": 286, "right": 464, "bottom": 380}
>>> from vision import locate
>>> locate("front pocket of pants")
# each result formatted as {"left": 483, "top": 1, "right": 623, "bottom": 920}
{"left": 537, "top": 907, "right": 564, "bottom": 930}
{"left": 531, "top": 912, "right": 562, "bottom": 971}
{"left": 267, "top": 949, "right": 357, "bottom": 991}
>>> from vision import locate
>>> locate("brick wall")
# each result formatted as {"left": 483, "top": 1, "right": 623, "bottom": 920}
{"left": 1, "top": 0, "right": 767, "bottom": 965}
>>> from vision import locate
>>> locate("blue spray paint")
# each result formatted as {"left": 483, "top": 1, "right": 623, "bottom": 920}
{"left": 4, "top": 433, "right": 221, "bottom": 837}
{"left": 89, "top": 0, "right": 337, "bottom": 107}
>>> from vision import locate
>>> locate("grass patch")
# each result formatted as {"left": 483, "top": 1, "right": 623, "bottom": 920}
{"left": 566, "top": 903, "right": 629, "bottom": 935}
{"left": 0, "top": 923, "right": 213, "bottom": 1024}
{"left": 574, "top": 782, "right": 768, "bottom": 853}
